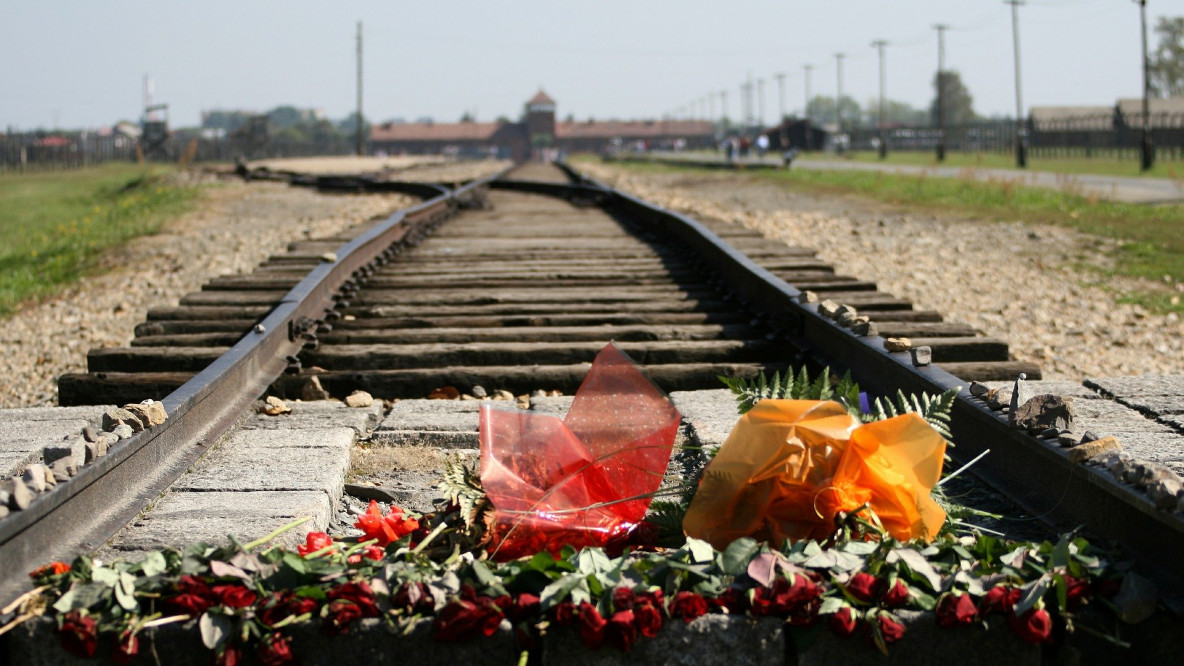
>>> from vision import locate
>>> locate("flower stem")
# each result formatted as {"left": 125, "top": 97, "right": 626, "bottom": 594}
{"left": 243, "top": 516, "right": 312, "bottom": 551}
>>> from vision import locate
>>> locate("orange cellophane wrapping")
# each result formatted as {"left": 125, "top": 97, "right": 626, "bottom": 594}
{"left": 479, "top": 343, "right": 681, "bottom": 560}
{"left": 682, "top": 400, "right": 946, "bottom": 549}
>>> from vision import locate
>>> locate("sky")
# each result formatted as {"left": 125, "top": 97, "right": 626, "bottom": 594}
{"left": 3, "top": 0, "right": 1183, "bottom": 131}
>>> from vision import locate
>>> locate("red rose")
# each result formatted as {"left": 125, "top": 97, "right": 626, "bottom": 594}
{"left": 258, "top": 591, "right": 317, "bottom": 627}
{"left": 212, "top": 584, "right": 258, "bottom": 609}
{"left": 1063, "top": 575, "right": 1090, "bottom": 610}
{"left": 612, "top": 587, "right": 636, "bottom": 611}
{"left": 637, "top": 589, "right": 664, "bottom": 609}
{"left": 328, "top": 581, "right": 378, "bottom": 618}
{"left": 551, "top": 601, "right": 575, "bottom": 625}
{"left": 1009, "top": 608, "right": 1052, "bottom": 644}
{"left": 289, "top": 594, "right": 319, "bottom": 616}
{"left": 578, "top": 602, "right": 607, "bottom": 650}
{"left": 297, "top": 531, "right": 335, "bottom": 556}
{"left": 875, "top": 613, "right": 906, "bottom": 644}
{"left": 606, "top": 610, "right": 638, "bottom": 652}
{"left": 881, "top": 580, "right": 910, "bottom": 608}
{"left": 670, "top": 591, "right": 708, "bottom": 623}
{"left": 393, "top": 581, "right": 434, "bottom": 614}
{"left": 111, "top": 629, "right": 139, "bottom": 664}
{"left": 758, "top": 575, "right": 822, "bottom": 624}
{"left": 163, "top": 593, "right": 211, "bottom": 618}
{"left": 829, "top": 606, "right": 858, "bottom": 637}
{"left": 510, "top": 593, "right": 540, "bottom": 623}
{"left": 30, "top": 561, "right": 71, "bottom": 579}
{"left": 362, "top": 545, "right": 385, "bottom": 561}
{"left": 59, "top": 612, "right": 97, "bottom": 658}
{"left": 258, "top": 633, "right": 295, "bottom": 666}
{"left": 936, "top": 593, "right": 978, "bottom": 628}
{"left": 980, "top": 586, "right": 1021, "bottom": 616}
{"left": 714, "top": 588, "right": 747, "bottom": 613}
{"left": 633, "top": 602, "right": 662, "bottom": 638}
{"left": 216, "top": 644, "right": 242, "bottom": 666}
{"left": 354, "top": 500, "right": 420, "bottom": 547}
{"left": 178, "top": 575, "right": 214, "bottom": 598}
{"left": 433, "top": 600, "right": 503, "bottom": 641}
{"left": 323, "top": 599, "right": 364, "bottom": 635}
{"left": 847, "top": 572, "right": 881, "bottom": 603}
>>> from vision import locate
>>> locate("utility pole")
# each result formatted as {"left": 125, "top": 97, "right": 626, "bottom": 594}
{"left": 834, "top": 53, "right": 846, "bottom": 152}
{"left": 933, "top": 23, "right": 948, "bottom": 162}
{"left": 1006, "top": 1, "right": 1028, "bottom": 167}
{"left": 720, "top": 90, "right": 728, "bottom": 125}
{"left": 746, "top": 71, "right": 755, "bottom": 129}
{"left": 872, "top": 39, "right": 888, "bottom": 159}
{"left": 804, "top": 64, "right": 813, "bottom": 150}
{"left": 709, "top": 92, "right": 716, "bottom": 123}
{"left": 1138, "top": 0, "right": 1155, "bottom": 170}
{"left": 355, "top": 21, "right": 364, "bottom": 157}
{"left": 757, "top": 78, "right": 766, "bottom": 128}
{"left": 774, "top": 73, "right": 787, "bottom": 122}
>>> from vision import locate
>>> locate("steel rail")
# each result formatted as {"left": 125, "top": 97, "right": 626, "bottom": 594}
{"left": 0, "top": 173, "right": 499, "bottom": 606}
{"left": 569, "top": 165, "right": 1184, "bottom": 600}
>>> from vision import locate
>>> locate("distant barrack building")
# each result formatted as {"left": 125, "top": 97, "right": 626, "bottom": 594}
{"left": 369, "top": 89, "right": 716, "bottom": 160}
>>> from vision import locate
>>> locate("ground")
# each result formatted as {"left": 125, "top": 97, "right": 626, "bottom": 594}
{"left": 577, "top": 160, "right": 1184, "bottom": 381}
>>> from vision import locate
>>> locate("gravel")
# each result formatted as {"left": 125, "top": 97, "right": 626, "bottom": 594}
{"left": 0, "top": 172, "right": 402, "bottom": 408}
{"left": 579, "top": 162, "right": 1184, "bottom": 381}
{"left": 0, "top": 159, "right": 512, "bottom": 409}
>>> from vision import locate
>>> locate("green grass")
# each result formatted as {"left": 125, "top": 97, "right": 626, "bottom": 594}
{"left": 579, "top": 155, "right": 1184, "bottom": 314}
{"left": 800, "top": 150, "right": 1184, "bottom": 180}
{"left": 0, "top": 164, "right": 199, "bottom": 317}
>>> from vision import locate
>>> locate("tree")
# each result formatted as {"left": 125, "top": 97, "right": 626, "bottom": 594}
{"left": 862, "top": 98, "right": 929, "bottom": 127}
{"left": 459, "top": 111, "right": 475, "bottom": 123}
{"left": 1150, "top": 16, "right": 1184, "bottom": 97}
{"left": 806, "top": 96, "right": 863, "bottom": 127}
{"left": 337, "top": 112, "right": 370, "bottom": 137}
{"left": 268, "top": 106, "right": 305, "bottom": 129}
{"left": 929, "top": 70, "right": 976, "bottom": 126}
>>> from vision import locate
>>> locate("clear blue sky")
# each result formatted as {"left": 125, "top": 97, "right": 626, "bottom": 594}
{"left": 3, "top": 0, "right": 1181, "bottom": 130}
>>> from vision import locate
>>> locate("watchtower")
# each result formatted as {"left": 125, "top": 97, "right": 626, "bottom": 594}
{"left": 525, "top": 89, "right": 556, "bottom": 150}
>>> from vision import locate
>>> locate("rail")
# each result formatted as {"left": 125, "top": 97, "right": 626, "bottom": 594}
{"left": 0, "top": 172, "right": 500, "bottom": 605}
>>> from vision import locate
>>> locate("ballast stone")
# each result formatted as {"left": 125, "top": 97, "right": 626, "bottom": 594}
{"left": 124, "top": 401, "right": 167, "bottom": 428}
{"left": 102, "top": 407, "right": 142, "bottom": 433}
{"left": 1012, "top": 394, "right": 1075, "bottom": 433}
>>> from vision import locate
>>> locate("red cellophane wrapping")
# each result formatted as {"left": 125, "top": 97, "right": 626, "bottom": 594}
{"left": 478, "top": 343, "right": 682, "bottom": 560}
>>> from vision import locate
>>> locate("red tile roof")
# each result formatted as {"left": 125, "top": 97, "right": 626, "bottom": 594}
{"left": 528, "top": 89, "right": 556, "bottom": 106}
{"left": 556, "top": 119, "right": 715, "bottom": 139}
{"left": 370, "top": 121, "right": 502, "bottom": 142}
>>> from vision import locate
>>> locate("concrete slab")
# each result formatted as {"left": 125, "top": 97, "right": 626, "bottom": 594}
{"left": 1087, "top": 375, "right": 1184, "bottom": 398}
{"left": 372, "top": 399, "right": 496, "bottom": 447}
{"left": 243, "top": 400, "right": 384, "bottom": 436}
{"left": 0, "top": 418, "right": 94, "bottom": 477}
{"left": 174, "top": 444, "right": 350, "bottom": 503}
{"left": 671, "top": 389, "right": 740, "bottom": 449}
{"left": 209, "top": 426, "right": 356, "bottom": 451}
{"left": 0, "top": 405, "right": 112, "bottom": 421}
{"left": 106, "top": 490, "right": 331, "bottom": 555}
{"left": 529, "top": 395, "right": 574, "bottom": 416}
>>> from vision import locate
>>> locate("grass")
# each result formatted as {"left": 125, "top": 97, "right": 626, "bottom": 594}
{"left": 0, "top": 164, "right": 199, "bottom": 317}
{"left": 799, "top": 150, "right": 1184, "bottom": 180}
{"left": 579, "top": 155, "right": 1184, "bottom": 314}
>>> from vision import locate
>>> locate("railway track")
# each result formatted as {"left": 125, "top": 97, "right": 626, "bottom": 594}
{"left": 3, "top": 162, "right": 1182, "bottom": 610}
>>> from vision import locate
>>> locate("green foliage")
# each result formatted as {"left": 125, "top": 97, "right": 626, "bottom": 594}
{"left": 864, "top": 388, "right": 959, "bottom": 440}
{"left": 0, "top": 165, "right": 197, "bottom": 317}
{"left": 719, "top": 366, "right": 859, "bottom": 415}
{"left": 721, "top": 366, "right": 956, "bottom": 440}
{"left": 438, "top": 456, "right": 493, "bottom": 542}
